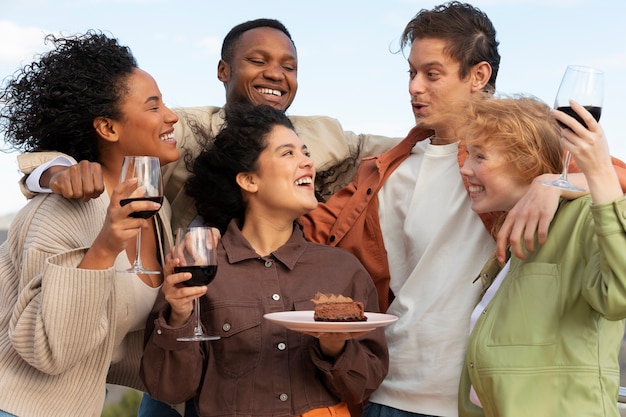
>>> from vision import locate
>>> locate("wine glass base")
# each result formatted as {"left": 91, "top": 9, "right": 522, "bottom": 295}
{"left": 177, "top": 335, "right": 221, "bottom": 342}
{"left": 540, "top": 178, "right": 586, "bottom": 193}
{"left": 117, "top": 267, "right": 162, "bottom": 274}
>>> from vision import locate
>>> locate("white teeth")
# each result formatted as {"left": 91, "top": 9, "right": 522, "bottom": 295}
{"left": 295, "top": 177, "right": 312, "bottom": 185}
{"left": 160, "top": 132, "right": 174, "bottom": 141}
{"left": 468, "top": 185, "right": 484, "bottom": 193}
{"left": 258, "top": 88, "right": 282, "bottom": 97}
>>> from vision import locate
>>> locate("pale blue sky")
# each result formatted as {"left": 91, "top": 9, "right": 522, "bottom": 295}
{"left": 1, "top": 0, "right": 625, "bottom": 216}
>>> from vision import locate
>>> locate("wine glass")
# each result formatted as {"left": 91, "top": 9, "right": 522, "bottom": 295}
{"left": 175, "top": 226, "right": 220, "bottom": 342}
{"left": 117, "top": 156, "right": 164, "bottom": 274}
{"left": 541, "top": 65, "right": 604, "bottom": 192}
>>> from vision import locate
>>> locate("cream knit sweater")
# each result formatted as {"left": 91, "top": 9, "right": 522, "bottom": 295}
{"left": 0, "top": 190, "right": 172, "bottom": 417}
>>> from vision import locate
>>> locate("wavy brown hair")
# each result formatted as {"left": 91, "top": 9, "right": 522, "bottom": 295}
{"left": 400, "top": 1, "right": 500, "bottom": 93}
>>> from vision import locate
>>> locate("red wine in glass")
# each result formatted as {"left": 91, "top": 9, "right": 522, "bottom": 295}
{"left": 175, "top": 226, "right": 221, "bottom": 342}
{"left": 175, "top": 265, "right": 218, "bottom": 287}
{"left": 120, "top": 196, "right": 164, "bottom": 219}
{"left": 555, "top": 105, "right": 602, "bottom": 129}
{"left": 117, "top": 156, "right": 163, "bottom": 275}
{"left": 541, "top": 65, "right": 603, "bottom": 192}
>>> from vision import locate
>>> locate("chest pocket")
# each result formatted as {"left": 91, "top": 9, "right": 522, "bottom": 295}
{"left": 202, "top": 302, "right": 262, "bottom": 377}
{"left": 487, "top": 263, "right": 560, "bottom": 346}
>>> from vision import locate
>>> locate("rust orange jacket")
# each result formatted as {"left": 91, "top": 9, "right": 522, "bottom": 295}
{"left": 299, "top": 126, "right": 626, "bottom": 312}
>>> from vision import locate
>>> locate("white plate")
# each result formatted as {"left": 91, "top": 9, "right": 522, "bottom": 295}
{"left": 264, "top": 310, "right": 398, "bottom": 333}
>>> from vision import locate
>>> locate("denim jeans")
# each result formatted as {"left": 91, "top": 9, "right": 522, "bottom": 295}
{"left": 0, "top": 411, "right": 16, "bottom": 417}
{"left": 363, "top": 403, "right": 439, "bottom": 417}
{"left": 137, "top": 393, "right": 198, "bottom": 417}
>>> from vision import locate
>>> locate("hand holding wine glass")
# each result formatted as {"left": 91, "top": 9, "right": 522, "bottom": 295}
{"left": 541, "top": 65, "right": 604, "bottom": 192}
{"left": 117, "top": 156, "right": 164, "bottom": 274}
{"left": 174, "top": 226, "right": 221, "bottom": 342}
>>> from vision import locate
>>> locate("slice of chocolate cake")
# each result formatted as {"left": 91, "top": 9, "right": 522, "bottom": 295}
{"left": 311, "top": 292, "right": 367, "bottom": 322}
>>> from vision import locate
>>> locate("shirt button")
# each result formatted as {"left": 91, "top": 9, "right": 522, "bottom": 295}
{"left": 272, "top": 294, "right": 281, "bottom": 301}
{"left": 366, "top": 188, "right": 372, "bottom": 195}
{"left": 279, "top": 393, "right": 288, "bottom": 402}
{"left": 277, "top": 342, "right": 286, "bottom": 351}
{"left": 329, "top": 235, "right": 336, "bottom": 243}
{"left": 156, "top": 329, "right": 162, "bottom": 335}
{"left": 265, "top": 260, "right": 273, "bottom": 267}
{"left": 222, "top": 323, "right": 231, "bottom": 332}
{"left": 469, "top": 362, "right": 474, "bottom": 368}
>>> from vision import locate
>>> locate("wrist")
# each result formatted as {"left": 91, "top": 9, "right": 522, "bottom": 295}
{"left": 78, "top": 238, "right": 120, "bottom": 270}
{"left": 168, "top": 310, "right": 191, "bottom": 328}
{"left": 319, "top": 340, "right": 346, "bottom": 359}
{"left": 534, "top": 173, "right": 558, "bottom": 183}
{"left": 586, "top": 170, "right": 623, "bottom": 204}
{"left": 40, "top": 165, "right": 69, "bottom": 189}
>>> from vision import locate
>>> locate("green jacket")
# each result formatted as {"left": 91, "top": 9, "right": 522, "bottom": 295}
{"left": 459, "top": 195, "right": 626, "bottom": 417}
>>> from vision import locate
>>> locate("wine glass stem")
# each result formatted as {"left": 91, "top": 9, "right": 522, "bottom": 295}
{"left": 560, "top": 151, "right": 572, "bottom": 181}
{"left": 193, "top": 298, "right": 203, "bottom": 336}
{"left": 133, "top": 228, "right": 143, "bottom": 269}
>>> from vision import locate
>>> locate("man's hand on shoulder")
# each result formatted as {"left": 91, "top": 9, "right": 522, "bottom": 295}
{"left": 46, "top": 160, "right": 105, "bottom": 201}
{"left": 495, "top": 175, "right": 563, "bottom": 262}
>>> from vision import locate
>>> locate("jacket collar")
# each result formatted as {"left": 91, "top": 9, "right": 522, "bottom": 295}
{"left": 372, "top": 126, "right": 503, "bottom": 240}
{"left": 474, "top": 250, "right": 510, "bottom": 298}
{"left": 222, "top": 219, "right": 307, "bottom": 270}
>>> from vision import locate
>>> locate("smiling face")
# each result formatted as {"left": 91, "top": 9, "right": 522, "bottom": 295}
{"left": 460, "top": 143, "right": 530, "bottom": 213}
{"left": 243, "top": 125, "right": 317, "bottom": 221}
{"left": 408, "top": 37, "right": 489, "bottom": 141}
{"left": 218, "top": 27, "right": 298, "bottom": 111}
{"left": 107, "top": 68, "right": 179, "bottom": 167}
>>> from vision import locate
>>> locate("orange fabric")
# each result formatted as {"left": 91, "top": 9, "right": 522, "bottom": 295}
{"left": 300, "top": 126, "right": 499, "bottom": 312}
{"left": 300, "top": 127, "right": 432, "bottom": 312}
{"left": 300, "top": 402, "right": 351, "bottom": 417}
{"left": 301, "top": 127, "right": 626, "bottom": 313}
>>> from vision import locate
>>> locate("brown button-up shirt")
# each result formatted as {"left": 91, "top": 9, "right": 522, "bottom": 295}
{"left": 141, "top": 220, "right": 388, "bottom": 417}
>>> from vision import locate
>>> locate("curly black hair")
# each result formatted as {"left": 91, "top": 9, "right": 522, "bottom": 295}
{"left": 186, "top": 103, "right": 294, "bottom": 234}
{"left": 0, "top": 30, "right": 137, "bottom": 161}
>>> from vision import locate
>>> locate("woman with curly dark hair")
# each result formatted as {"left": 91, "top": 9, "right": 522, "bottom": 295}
{"left": 140, "top": 103, "right": 389, "bottom": 417}
{"left": 0, "top": 31, "right": 179, "bottom": 417}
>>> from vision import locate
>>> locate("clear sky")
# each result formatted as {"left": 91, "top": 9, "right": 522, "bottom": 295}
{"left": 1, "top": 0, "right": 625, "bottom": 216}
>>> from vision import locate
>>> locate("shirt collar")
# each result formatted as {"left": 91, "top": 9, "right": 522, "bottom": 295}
{"left": 221, "top": 219, "right": 308, "bottom": 270}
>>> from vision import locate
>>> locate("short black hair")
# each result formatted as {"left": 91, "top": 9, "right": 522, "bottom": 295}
{"left": 221, "top": 18, "right": 295, "bottom": 63}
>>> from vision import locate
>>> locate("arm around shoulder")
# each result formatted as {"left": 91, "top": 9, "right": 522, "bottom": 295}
{"left": 17, "top": 152, "right": 77, "bottom": 198}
